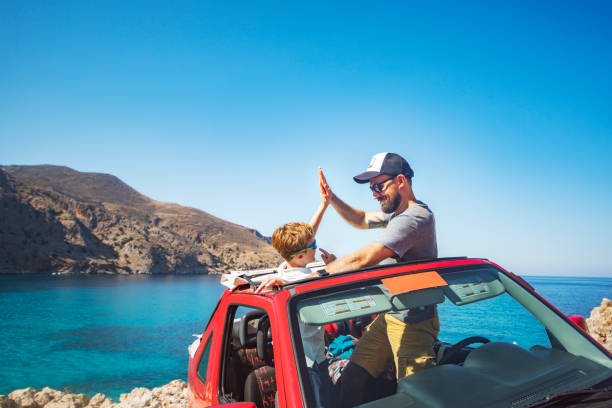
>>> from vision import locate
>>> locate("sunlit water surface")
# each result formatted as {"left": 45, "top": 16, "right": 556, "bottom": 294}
{"left": 0, "top": 274, "right": 610, "bottom": 400}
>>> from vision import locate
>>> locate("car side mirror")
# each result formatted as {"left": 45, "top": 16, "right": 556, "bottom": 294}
{"left": 208, "top": 403, "right": 257, "bottom": 408}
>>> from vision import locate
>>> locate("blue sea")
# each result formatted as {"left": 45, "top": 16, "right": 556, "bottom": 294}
{"left": 0, "top": 274, "right": 610, "bottom": 400}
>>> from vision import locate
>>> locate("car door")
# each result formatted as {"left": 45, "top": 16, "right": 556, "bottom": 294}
{"left": 190, "top": 294, "right": 279, "bottom": 407}
{"left": 188, "top": 298, "right": 225, "bottom": 408}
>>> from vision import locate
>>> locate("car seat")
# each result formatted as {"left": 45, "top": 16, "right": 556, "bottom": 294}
{"left": 229, "top": 310, "right": 266, "bottom": 400}
{"left": 244, "top": 314, "right": 276, "bottom": 408}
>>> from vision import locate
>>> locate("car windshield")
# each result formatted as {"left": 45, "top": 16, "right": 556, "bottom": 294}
{"left": 290, "top": 264, "right": 612, "bottom": 408}
{"left": 437, "top": 290, "right": 551, "bottom": 349}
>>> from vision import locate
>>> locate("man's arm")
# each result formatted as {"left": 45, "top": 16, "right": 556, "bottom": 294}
{"left": 320, "top": 168, "right": 387, "bottom": 230}
{"left": 324, "top": 242, "right": 395, "bottom": 274}
{"left": 328, "top": 193, "right": 368, "bottom": 229}
{"left": 329, "top": 194, "right": 389, "bottom": 229}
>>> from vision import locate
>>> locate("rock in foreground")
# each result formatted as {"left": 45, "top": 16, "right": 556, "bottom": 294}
{"left": 586, "top": 297, "right": 612, "bottom": 352}
{"left": 0, "top": 380, "right": 189, "bottom": 408}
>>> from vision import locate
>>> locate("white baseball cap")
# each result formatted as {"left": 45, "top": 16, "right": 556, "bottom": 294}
{"left": 353, "top": 152, "right": 414, "bottom": 184}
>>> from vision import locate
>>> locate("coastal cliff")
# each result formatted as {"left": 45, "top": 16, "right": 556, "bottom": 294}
{"left": 0, "top": 165, "right": 281, "bottom": 274}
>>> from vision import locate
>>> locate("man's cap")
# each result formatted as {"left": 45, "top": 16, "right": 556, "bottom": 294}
{"left": 353, "top": 152, "right": 414, "bottom": 184}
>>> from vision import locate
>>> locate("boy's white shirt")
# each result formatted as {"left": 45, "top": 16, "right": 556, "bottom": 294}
{"left": 219, "top": 262, "right": 325, "bottom": 367}
{"left": 220, "top": 261, "right": 314, "bottom": 289}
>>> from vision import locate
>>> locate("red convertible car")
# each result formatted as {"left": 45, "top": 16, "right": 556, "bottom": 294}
{"left": 187, "top": 257, "right": 612, "bottom": 407}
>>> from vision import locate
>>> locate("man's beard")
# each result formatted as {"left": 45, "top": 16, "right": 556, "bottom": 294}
{"left": 379, "top": 193, "right": 401, "bottom": 214}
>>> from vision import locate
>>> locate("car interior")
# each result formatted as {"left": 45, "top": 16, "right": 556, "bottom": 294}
{"left": 221, "top": 306, "right": 278, "bottom": 408}
{"left": 294, "top": 265, "right": 612, "bottom": 408}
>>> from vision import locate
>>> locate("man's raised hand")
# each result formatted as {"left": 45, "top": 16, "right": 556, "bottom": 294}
{"left": 318, "top": 167, "right": 332, "bottom": 207}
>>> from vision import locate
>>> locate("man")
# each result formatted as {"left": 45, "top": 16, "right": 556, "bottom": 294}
{"left": 320, "top": 152, "right": 438, "bottom": 407}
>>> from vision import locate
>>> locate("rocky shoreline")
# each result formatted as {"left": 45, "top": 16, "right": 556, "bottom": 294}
{"left": 1, "top": 380, "right": 190, "bottom": 408}
{"left": 586, "top": 298, "right": 612, "bottom": 352}
{"left": 2, "top": 299, "right": 611, "bottom": 408}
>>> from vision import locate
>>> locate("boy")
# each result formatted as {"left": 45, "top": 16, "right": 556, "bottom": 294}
{"left": 222, "top": 167, "right": 334, "bottom": 290}
{"left": 254, "top": 168, "right": 335, "bottom": 292}
{"left": 257, "top": 225, "right": 334, "bottom": 407}
{"left": 229, "top": 168, "right": 335, "bottom": 407}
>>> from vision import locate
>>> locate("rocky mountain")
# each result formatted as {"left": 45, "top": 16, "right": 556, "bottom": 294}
{"left": 0, "top": 165, "right": 281, "bottom": 274}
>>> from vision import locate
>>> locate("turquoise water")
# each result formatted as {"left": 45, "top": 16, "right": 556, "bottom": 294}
{"left": 0, "top": 274, "right": 610, "bottom": 400}
{"left": 0, "top": 274, "right": 224, "bottom": 399}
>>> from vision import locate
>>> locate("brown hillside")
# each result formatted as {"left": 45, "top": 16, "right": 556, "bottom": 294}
{"left": 0, "top": 165, "right": 281, "bottom": 274}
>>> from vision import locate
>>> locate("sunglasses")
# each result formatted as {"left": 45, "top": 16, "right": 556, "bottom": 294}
{"left": 369, "top": 176, "right": 396, "bottom": 194}
{"left": 290, "top": 240, "right": 317, "bottom": 257}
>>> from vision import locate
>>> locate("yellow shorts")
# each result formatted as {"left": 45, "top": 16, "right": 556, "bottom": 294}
{"left": 349, "top": 313, "right": 439, "bottom": 379}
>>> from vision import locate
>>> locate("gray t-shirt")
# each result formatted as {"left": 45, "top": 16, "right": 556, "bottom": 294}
{"left": 376, "top": 201, "right": 437, "bottom": 261}
{"left": 374, "top": 201, "right": 438, "bottom": 323}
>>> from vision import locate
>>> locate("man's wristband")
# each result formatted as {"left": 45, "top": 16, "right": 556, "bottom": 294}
{"left": 317, "top": 269, "right": 329, "bottom": 277}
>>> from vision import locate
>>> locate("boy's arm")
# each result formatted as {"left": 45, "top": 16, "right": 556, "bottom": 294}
{"left": 309, "top": 202, "right": 328, "bottom": 235}
{"left": 255, "top": 270, "right": 320, "bottom": 293}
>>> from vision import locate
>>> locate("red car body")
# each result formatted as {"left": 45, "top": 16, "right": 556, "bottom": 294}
{"left": 187, "top": 258, "right": 612, "bottom": 408}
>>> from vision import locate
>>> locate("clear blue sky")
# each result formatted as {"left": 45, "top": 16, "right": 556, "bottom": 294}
{"left": 1, "top": 1, "right": 611, "bottom": 276}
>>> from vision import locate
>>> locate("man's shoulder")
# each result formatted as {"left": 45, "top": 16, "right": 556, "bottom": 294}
{"left": 412, "top": 200, "right": 434, "bottom": 213}
{"left": 394, "top": 201, "right": 434, "bottom": 219}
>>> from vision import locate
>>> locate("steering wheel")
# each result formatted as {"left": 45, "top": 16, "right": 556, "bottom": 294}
{"left": 437, "top": 336, "right": 491, "bottom": 365}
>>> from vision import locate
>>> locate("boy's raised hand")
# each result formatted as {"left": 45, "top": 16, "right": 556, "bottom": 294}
{"left": 318, "top": 167, "right": 332, "bottom": 207}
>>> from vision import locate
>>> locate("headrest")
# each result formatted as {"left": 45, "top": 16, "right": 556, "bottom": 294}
{"left": 257, "top": 314, "right": 273, "bottom": 365}
{"left": 239, "top": 310, "right": 265, "bottom": 347}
